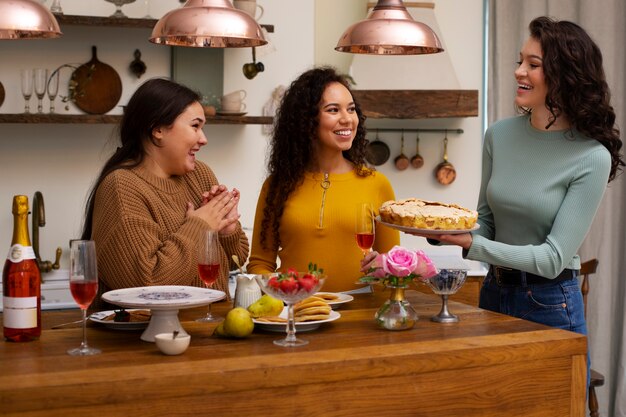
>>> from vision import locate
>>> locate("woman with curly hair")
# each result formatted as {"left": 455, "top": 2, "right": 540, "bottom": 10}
{"left": 399, "top": 16, "right": 623, "bottom": 336}
{"left": 247, "top": 67, "right": 399, "bottom": 292}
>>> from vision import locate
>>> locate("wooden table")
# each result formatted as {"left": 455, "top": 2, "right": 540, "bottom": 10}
{"left": 0, "top": 291, "right": 586, "bottom": 417}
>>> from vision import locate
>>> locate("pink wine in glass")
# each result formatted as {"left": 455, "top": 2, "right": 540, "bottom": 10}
{"left": 198, "top": 263, "right": 219, "bottom": 286}
{"left": 355, "top": 233, "right": 374, "bottom": 252}
{"left": 70, "top": 281, "right": 98, "bottom": 309}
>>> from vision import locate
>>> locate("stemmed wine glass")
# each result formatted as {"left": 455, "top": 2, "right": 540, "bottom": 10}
{"left": 34, "top": 69, "right": 48, "bottom": 114}
{"left": 47, "top": 70, "right": 59, "bottom": 113}
{"left": 20, "top": 69, "right": 33, "bottom": 114}
{"left": 67, "top": 240, "right": 101, "bottom": 356}
{"left": 355, "top": 202, "right": 375, "bottom": 256}
{"left": 196, "top": 230, "right": 222, "bottom": 323}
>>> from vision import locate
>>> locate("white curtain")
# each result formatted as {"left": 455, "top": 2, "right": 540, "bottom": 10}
{"left": 487, "top": 1, "right": 626, "bottom": 416}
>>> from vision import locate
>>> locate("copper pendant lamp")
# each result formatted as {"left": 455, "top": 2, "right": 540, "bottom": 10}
{"left": 150, "top": 0, "right": 267, "bottom": 48}
{"left": 335, "top": 0, "right": 443, "bottom": 55}
{"left": 0, "top": 0, "right": 62, "bottom": 40}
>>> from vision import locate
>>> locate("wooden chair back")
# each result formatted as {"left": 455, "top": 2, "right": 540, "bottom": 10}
{"left": 579, "top": 258, "right": 603, "bottom": 417}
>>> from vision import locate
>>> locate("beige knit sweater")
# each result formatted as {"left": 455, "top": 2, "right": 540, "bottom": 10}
{"left": 90, "top": 161, "right": 249, "bottom": 309}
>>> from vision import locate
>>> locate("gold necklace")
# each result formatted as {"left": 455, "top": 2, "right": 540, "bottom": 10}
{"left": 318, "top": 173, "right": 330, "bottom": 229}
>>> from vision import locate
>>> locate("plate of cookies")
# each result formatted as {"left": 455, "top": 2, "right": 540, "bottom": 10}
{"left": 253, "top": 296, "right": 341, "bottom": 332}
{"left": 89, "top": 309, "right": 151, "bottom": 330}
{"left": 314, "top": 292, "right": 354, "bottom": 309}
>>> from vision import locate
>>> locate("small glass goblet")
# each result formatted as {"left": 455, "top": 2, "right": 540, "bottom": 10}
{"left": 104, "top": 0, "right": 137, "bottom": 18}
{"left": 20, "top": 69, "right": 33, "bottom": 114}
{"left": 255, "top": 273, "right": 325, "bottom": 347}
{"left": 50, "top": 0, "right": 63, "bottom": 14}
{"left": 47, "top": 70, "right": 60, "bottom": 113}
{"left": 425, "top": 269, "right": 468, "bottom": 323}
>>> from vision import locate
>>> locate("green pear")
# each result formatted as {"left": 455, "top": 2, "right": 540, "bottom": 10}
{"left": 213, "top": 322, "right": 227, "bottom": 337}
{"left": 222, "top": 307, "right": 254, "bottom": 338}
{"left": 247, "top": 294, "right": 284, "bottom": 318}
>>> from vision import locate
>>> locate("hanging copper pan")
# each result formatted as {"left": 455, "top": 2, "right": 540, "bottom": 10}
{"left": 434, "top": 131, "right": 456, "bottom": 185}
{"left": 69, "top": 46, "right": 122, "bottom": 115}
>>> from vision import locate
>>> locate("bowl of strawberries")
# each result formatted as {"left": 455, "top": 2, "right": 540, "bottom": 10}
{"left": 255, "top": 264, "right": 326, "bottom": 347}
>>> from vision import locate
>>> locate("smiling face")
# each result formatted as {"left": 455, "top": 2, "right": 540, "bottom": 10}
{"left": 514, "top": 36, "right": 548, "bottom": 111}
{"left": 148, "top": 101, "right": 207, "bottom": 178}
{"left": 315, "top": 82, "right": 359, "bottom": 155}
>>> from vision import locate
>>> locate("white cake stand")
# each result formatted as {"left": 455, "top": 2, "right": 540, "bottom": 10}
{"left": 102, "top": 286, "right": 226, "bottom": 342}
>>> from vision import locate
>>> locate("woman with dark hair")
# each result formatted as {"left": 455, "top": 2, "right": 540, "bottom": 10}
{"left": 247, "top": 66, "right": 399, "bottom": 292}
{"left": 82, "top": 78, "right": 248, "bottom": 306}
{"left": 390, "top": 17, "right": 624, "bottom": 334}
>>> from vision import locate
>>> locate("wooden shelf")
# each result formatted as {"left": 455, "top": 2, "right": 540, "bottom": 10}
{"left": 352, "top": 90, "right": 479, "bottom": 119}
{"left": 0, "top": 114, "right": 273, "bottom": 125}
{"left": 55, "top": 14, "right": 274, "bottom": 33}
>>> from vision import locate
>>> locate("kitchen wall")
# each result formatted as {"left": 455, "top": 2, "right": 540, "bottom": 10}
{"left": 0, "top": 0, "right": 484, "bottom": 270}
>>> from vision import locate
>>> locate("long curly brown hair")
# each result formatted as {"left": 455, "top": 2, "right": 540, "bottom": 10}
{"left": 260, "top": 66, "right": 371, "bottom": 250}
{"left": 522, "top": 16, "right": 623, "bottom": 182}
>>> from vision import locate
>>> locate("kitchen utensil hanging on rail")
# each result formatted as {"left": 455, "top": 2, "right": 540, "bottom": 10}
{"left": 69, "top": 46, "right": 122, "bottom": 115}
{"left": 242, "top": 47, "right": 265, "bottom": 79}
{"left": 365, "top": 130, "right": 390, "bottom": 166}
{"left": 410, "top": 133, "right": 424, "bottom": 169}
{"left": 434, "top": 131, "right": 456, "bottom": 185}
{"left": 394, "top": 130, "right": 409, "bottom": 171}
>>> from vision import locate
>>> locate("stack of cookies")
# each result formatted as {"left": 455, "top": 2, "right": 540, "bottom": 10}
{"left": 255, "top": 296, "right": 332, "bottom": 323}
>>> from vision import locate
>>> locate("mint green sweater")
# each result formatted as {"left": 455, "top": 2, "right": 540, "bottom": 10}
{"left": 466, "top": 115, "right": 611, "bottom": 278}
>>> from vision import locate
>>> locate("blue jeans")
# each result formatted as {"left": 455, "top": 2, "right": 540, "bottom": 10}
{"left": 479, "top": 271, "right": 590, "bottom": 387}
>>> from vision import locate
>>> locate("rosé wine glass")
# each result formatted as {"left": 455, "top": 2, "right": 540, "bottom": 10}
{"left": 196, "top": 230, "right": 222, "bottom": 322}
{"left": 255, "top": 273, "right": 325, "bottom": 347}
{"left": 68, "top": 240, "right": 101, "bottom": 356}
{"left": 355, "top": 202, "right": 375, "bottom": 256}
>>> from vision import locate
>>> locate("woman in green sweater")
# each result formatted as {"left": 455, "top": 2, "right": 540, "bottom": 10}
{"left": 404, "top": 17, "right": 624, "bottom": 334}
{"left": 247, "top": 67, "right": 399, "bottom": 292}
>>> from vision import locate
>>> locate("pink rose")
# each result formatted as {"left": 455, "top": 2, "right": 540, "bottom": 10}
{"left": 369, "top": 253, "right": 387, "bottom": 278}
{"left": 383, "top": 246, "right": 418, "bottom": 278}
{"left": 413, "top": 250, "right": 438, "bottom": 280}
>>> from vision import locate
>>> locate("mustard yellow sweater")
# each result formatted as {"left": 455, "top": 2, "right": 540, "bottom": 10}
{"left": 247, "top": 169, "right": 399, "bottom": 292}
{"left": 90, "top": 162, "right": 249, "bottom": 307}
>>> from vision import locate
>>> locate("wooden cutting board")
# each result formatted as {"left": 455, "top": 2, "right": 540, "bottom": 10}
{"left": 70, "top": 46, "right": 122, "bottom": 114}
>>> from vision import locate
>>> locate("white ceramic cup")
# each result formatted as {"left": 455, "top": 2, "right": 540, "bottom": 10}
{"left": 220, "top": 98, "right": 246, "bottom": 113}
{"left": 233, "top": 0, "right": 264, "bottom": 20}
{"left": 223, "top": 89, "right": 247, "bottom": 101}
{"left": 221, "top": 90, "right": 247, "bottom": 113}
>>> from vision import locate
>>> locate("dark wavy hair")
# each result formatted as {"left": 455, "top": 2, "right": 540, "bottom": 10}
{"left": 522, "top": 16, "right": 623, "bottom": 181}
{"left": 260, "top": 66, "right": 370, "bottom": 249}
{"left": 81, "top": 78, "right": 201, "bottom": 240}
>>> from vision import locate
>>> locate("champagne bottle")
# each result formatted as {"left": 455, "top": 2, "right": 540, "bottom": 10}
{"left": 3, "top": 195, "right": 41, "bottom": 342}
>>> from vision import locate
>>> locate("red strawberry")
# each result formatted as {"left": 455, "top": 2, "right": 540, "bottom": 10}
{"left": 268, "top": 276, "right": 280, "bottom": 289}
{"left": 279, "top": 276, "right": 298, "bottom": 294}
{"left": 297, "top": 274, "right": 319, "bottom": 292}
{"left": 286, "top": 268, "right": 299, "bottom": 278}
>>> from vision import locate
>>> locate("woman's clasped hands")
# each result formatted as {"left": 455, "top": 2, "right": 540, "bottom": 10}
{"left": 188, "top": 184, "right": 241, "bottom": 234}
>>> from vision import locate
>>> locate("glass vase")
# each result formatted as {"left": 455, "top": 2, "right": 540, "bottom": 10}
{"left": 374, "top": 285, "right": 418, "bottom": 330}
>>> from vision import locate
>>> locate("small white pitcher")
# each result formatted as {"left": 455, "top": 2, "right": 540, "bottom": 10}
{"left": 234, "top": 274, "right": 262, "bottom": 309}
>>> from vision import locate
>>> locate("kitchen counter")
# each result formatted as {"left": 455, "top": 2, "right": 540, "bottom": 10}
{"left": 0, "top": 291, "right": 586, "bottom": 417}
